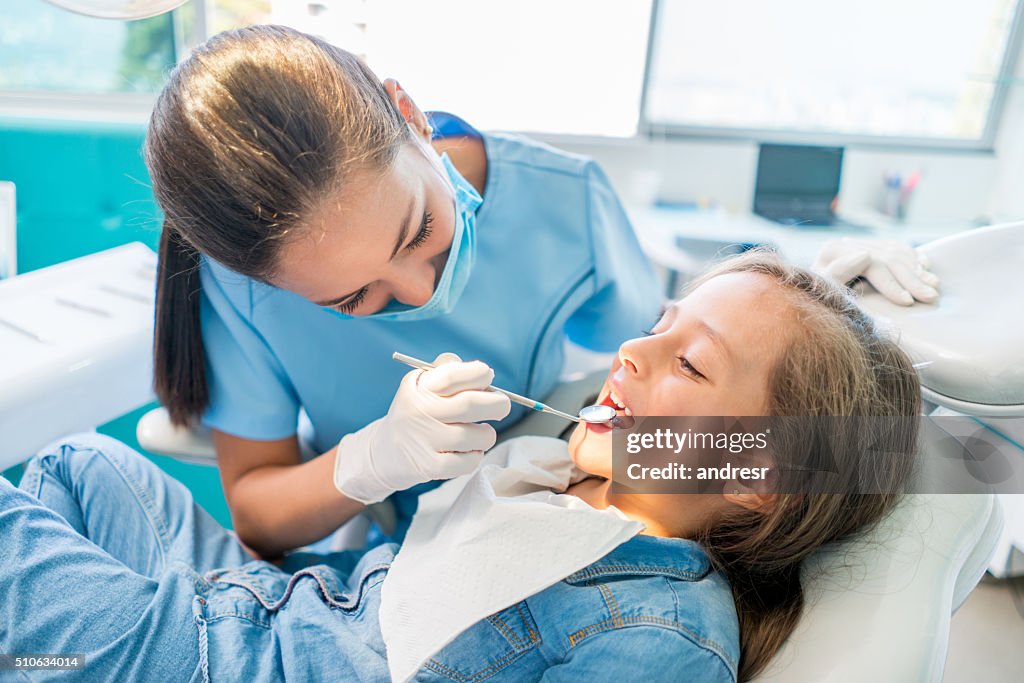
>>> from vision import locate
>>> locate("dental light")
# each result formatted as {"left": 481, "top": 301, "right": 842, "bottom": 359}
{"left": 44, "top": 0, "right": 186, "bottom": 20}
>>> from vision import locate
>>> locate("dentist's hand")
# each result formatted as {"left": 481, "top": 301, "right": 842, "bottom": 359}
{"left": 812, "top": 238, "right": 941, "bottom": 306}
{"left": 333, "top": 353, "right": 512, "bottom": 504}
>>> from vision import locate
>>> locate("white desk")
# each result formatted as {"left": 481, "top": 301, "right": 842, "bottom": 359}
{"left": 0, "top": 243, "right": 156, "bottom": 471}
{"left": 627, "top": 205, "right": 971, "bottom": 294}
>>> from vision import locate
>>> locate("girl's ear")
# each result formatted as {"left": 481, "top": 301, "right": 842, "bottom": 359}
{"left": 383, "top": 78, "right": 432, "bottom": 142}
{"left": 722, "top": 445, "right": 777, "bottom": 511}
{"left": 723, "top": 490, "right": 777, "bottom": 512}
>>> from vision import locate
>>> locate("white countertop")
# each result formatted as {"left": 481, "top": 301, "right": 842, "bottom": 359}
{"left": 628, "top": 204, "right": 972, "bottom": 273}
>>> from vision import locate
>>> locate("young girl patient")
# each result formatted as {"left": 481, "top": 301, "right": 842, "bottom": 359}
{"left": 0, "top": 252, "right": 918, "bottom": 682}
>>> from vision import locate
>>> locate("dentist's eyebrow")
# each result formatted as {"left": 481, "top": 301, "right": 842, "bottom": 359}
{"left": 314, "top": 196, "right": 418, "bottom": 308}
{"left": 389, "top": 195, "right": 417, "bottom": 259}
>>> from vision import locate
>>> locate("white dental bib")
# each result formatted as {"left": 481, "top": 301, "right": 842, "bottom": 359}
{"left": 380, "top": 436, "right": 644, "bottom": 683}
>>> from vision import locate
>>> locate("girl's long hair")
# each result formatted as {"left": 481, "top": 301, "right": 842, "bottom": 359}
{"left": 688, "top": 251, "right": 920, "bottom": 681}
{"left": 146, "top": 25, "right": 410, "bottom": 425}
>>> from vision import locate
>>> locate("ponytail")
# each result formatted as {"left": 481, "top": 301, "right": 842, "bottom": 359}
{"left": 154, "top": 224, "right": 208, "bottom": 426}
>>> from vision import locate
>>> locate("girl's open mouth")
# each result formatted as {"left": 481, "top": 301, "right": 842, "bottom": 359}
{"left": 585, "top": 389, "right": 634, "bottom": 433}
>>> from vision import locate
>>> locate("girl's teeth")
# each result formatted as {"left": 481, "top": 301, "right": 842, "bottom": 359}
{"left": 625, "top": 407, "right": 633, "bottom": 417}
{"left": 609, "top": 389, "right": 628, "bottom": 412}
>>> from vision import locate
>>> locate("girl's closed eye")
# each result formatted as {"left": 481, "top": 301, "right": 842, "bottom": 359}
{"left": 642, "top": 315, "right": 666, "bottom": 337}
{"left": 678, "top": 356, "right": 705, "bottom": 379}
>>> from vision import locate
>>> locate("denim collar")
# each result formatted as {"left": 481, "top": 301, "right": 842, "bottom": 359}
{"left": 564, "top": 535, "right": 712, "bottom": 584}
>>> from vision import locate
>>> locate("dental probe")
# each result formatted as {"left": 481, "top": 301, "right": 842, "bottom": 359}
{"left": 392, "top": 352, "right": 593, "bottom": 424}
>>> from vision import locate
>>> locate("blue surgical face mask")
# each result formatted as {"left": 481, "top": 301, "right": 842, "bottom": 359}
{"left": 324, "top": 152, "right": 482, "bottom": 322}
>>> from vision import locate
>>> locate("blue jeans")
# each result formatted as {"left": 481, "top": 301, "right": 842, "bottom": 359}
{"left": 2, "top": 433, "right": 248, "bottom": 681}
{"left": 1, "top": 434, "right": 394, "bottom": 682}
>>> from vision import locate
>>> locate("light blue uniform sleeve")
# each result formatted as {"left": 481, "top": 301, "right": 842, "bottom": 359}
{"left": 565, "top": 162, "right": 663, "bottom": 352}
{"left": 539, "top": 626, "right": 735, "bottom": 682}
{"left": 199, "top": 262, "right": 300, "bottom": 440}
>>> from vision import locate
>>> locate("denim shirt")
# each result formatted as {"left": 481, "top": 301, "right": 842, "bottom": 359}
{"left": 196, "top": 534, "right": 739, "bottom": 682}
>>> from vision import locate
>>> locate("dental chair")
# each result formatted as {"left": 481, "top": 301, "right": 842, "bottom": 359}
{"left": 855, "top": 220, "right": 1023, "bottom": 579}
{"left": 133, "top": 223, "right": 1020, "bottom": 681}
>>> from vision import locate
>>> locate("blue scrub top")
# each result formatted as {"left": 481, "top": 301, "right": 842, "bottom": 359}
{"left": 198, "top": 114, "right": 661, "bottom": 533}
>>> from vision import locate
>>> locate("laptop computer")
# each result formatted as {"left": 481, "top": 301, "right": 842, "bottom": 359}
{"left": 753, "top": 144, "right": 853, "bottom": 227}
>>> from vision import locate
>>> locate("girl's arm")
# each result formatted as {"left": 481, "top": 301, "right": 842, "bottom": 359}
{"left": 214, "top": 431, "right": 364, "bottom": 559}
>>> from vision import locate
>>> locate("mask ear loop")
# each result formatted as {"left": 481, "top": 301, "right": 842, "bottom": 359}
{"left": 411, "top": 125, "right": 451, "bottom": 193}
{"left": 411, "top": 120, "right": 433, "bottom": 142}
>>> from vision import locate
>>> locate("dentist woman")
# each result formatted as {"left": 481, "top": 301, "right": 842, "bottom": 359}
{"left": 148, "top": 25, "right": 938, "bottom": 558}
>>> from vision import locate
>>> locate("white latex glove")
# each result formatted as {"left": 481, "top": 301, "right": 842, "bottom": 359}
{"left": 812, "top": 237, "right": 941, "bottom": 306}
{"left": 333, "top": 353, "right": 512, "bottom": 505}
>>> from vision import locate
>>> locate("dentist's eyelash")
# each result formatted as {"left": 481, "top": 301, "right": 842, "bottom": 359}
{"left": 333, "top": 212, "right": 432, "bottom": 314}
{"left": 406, "top": 211, "right": 434, "bottom": 251}
{"left": 335, "top": 287, "right": 368, "bottom": 313}
{"left": 333, "top": 212, "right": 432, "bottom": 315}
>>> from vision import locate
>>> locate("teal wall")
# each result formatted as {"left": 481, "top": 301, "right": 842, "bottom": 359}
{"left": 0, "top": 118, "right": 231, "bottom": 528}
{"left": 0, "top": 119, "right": 158, "bottom": 271}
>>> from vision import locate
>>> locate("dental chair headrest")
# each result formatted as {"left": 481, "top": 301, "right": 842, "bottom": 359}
{"left": 856, "top": 222, "right": 1024, "bottom": 416}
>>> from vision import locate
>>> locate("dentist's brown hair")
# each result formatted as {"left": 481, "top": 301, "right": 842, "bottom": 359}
{"left": 146, "top": 25, "right": 411, "bottom": 425}
{"left": 688, "top": 251, "right": 920, "bottom": 681}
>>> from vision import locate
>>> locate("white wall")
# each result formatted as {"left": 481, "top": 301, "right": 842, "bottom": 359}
{"left": 544, "top": 134, "right": 1000, "bottom": 225}
{"left": 988, "top": 34, "right": 1024, "bottom": 222}
{"left": 537, "top": 41, "right": 1024, "bottom": 228}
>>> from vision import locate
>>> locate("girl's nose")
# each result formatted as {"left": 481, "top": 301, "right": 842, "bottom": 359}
{"left": 618, "top": 339, "right": 644, "bottom": 376}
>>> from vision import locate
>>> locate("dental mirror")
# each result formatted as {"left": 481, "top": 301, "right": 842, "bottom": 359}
{"left": 578, "top": 404, "right": 636, "bottom": 430}
{"left": 578, "top": 404, "right": 616, "bottom": 424}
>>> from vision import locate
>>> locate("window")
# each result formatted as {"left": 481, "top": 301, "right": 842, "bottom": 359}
{"left": 204, "top": 0, "right": 652, "bottom": 136}
{"left": 642, "top": 0, "right": 1024, "bottom": 147}
{"left": 0, "top": 2, "right": 175, "bottom": 94}
{"left": 4, "top": 0, "right": 1023, "bottom": 146}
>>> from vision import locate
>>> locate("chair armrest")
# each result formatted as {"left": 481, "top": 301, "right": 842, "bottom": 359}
{"left": 136, "top": 407, "right": 217, "bottom": 466}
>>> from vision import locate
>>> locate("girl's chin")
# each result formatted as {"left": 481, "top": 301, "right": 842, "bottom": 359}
{"left": 568, "top": 423, "right": 614, "bottom": 479}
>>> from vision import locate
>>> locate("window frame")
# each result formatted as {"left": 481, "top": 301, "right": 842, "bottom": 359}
{"left": 637, "top": 0, "right": 1024, "bottom": 152}
{"left": 0, "top": 0, "right": 204, "bottom": 125}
